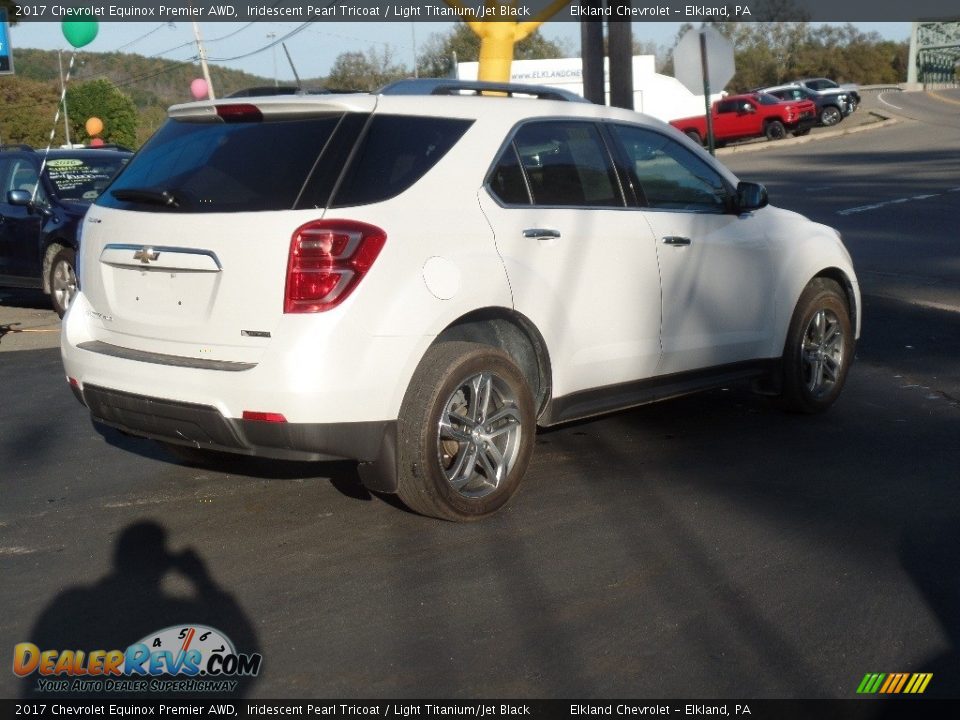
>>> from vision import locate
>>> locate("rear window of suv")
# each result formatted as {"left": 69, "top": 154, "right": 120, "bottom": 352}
{"left": 98, "top": 112, "right": 472, "bottom": 213}
{"left": 99, "top": 115, "right": 344, "bottom": 213}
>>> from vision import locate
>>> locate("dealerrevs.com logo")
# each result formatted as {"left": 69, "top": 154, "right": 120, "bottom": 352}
{"left": 14, "top": 624, "right": 262, "bottom": 694}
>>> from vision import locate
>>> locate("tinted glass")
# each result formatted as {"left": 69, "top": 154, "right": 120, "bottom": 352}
{"left": 1, "top": 157, "right": 47, "bottom": 203}
{"left": 331, "top": 115, "right": 472, "bottom": 208}
{"left": 487, "top": 143, "right": 530, "bottom": 205}
{"left": 611, "top": 125, "right": 729, "bottom": 212}
{"left": 46, "top": 155, "right": 129, "bottom": 201}
{"left": 98, "top": 115, "right": 342, "bottom": 213}
{"left": 512, "top": 121, "right": 621, "bottom": 207}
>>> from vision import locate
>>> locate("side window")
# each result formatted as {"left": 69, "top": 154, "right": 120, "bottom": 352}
{"left": 509, "top": 121, "right": 621, "bottom": 208}
{"left": 611, "top": 125, "right": 729, "bottom": 212}
{"left": 0, "top": 158, "right": 12, "bottom": 200}
{"left": 717, "top": 101, "right": 738, "bottom": 114}
{"left": 5, "top": 158, "right": 46, "bottom": 203}
{"left": 331, "top": 115, "right": 473, "bottom": 208}
{"left": 488, "top": 143, "right": 530, "bottom": 205}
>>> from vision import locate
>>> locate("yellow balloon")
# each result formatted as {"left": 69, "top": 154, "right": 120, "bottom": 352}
{"left": 85, "top": 117, "right": 104, "bottom": 137}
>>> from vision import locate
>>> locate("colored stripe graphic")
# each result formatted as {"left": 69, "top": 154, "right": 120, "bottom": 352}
{"left": 857, "top": 673, "right": 932, "bottom": 694}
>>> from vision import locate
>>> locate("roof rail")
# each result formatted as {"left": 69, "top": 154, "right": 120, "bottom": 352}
{"left": 377, "top": 79, "right": 592, "bottom": 104}
{"left": 0, "top": 144, "right": 34, "bottom": 152}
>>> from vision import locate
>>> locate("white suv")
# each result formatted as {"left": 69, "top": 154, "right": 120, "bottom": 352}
{"left": 61, "top": 80, "right": 860, "bottom": 521}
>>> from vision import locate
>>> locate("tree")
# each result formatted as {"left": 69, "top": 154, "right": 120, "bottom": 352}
{"left": 417, "top": 23, "right": 568, "bottom": 78}
{"left": 325, "top": 46, "right": 407, "bottom": 92}
{"left": 663, "top": 22, "right": 910, "bottom": 92}
{"left": 65, "top": 78, "right": 138, "bottom": 148}
{"left": 0, "top": 75, "right": 60, "bottom": 146}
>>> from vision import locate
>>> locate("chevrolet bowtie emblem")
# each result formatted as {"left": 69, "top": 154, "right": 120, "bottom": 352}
{"left": 133, "top": 247, "right": 160, "bottom": 264}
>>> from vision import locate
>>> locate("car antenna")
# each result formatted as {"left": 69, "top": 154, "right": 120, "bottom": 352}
{"left": 282, "top": 43, "right": 303, "bottom": 94}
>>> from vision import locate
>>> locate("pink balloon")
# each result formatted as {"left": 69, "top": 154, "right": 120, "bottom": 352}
{"left": 190, "top": 78, "right": 209, "bottom": 101}
{"left": 90, "top": 138, "right": 105, "bottom": 147}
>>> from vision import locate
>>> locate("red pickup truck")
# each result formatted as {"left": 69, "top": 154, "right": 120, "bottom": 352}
{"left": 670, "top": 92, "right": 817, "bottom": 145}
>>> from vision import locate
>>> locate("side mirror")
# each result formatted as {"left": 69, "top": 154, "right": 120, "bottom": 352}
{"left": 7, "top": 189, "right": 32, "bottom": 206}
{"left": 735, "top": 181, "right": 768, "bottom": 213}
{"left": 5, "top": 189, "right": 52, "bottom": 217}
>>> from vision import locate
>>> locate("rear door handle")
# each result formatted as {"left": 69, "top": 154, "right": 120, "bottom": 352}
{"left": 662, "top": 236, "right": 692, "bottom": 246}
{"left": 523, "top": 228, "right": 561, "bottom": 240}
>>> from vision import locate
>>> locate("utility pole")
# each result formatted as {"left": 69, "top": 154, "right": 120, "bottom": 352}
{"left": 411, "top": 23, "right": 418, "bottom": 78}
{"left": 266, "top": 32, "right": 277, "bottom": 86}
{"left": 57, "top": 50, "right": 72, "bottom": 146}
{"left": 192, "top": 20, "right": 215, "bottom": 100}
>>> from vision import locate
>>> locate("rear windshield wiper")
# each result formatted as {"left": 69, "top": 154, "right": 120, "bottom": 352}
{"left": 110, "top": 188, "right": 180, "bottom": 208}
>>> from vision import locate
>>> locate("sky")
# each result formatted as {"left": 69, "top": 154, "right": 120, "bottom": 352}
{"left": 6, "top": 20, "right": 912, "bottom": 85}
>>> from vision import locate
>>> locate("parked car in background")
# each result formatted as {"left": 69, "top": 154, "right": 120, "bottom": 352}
{"left": 669, "top": 92, "right": 817, "bottom": 145}
{"left": 0, "top": 145, "right": 132, "bottom": 316}
{"left": 793, "top": 78, "right": 862, "bottom": 111}
{"left": 758, "top": 84, "right": 855, "bottom": 127}
{"left": 61, "top": 79, "right": 860, "bottom": 522}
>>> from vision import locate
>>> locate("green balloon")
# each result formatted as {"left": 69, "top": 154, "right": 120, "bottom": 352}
{"left": 62, "top": 21, "right": 99, "bottom": 49}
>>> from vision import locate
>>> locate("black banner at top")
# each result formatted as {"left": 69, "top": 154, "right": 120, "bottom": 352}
{"left": 5, "top": 0, "right": 960, "bottom": 23}
{"left": 2, "top": 699, "right": 960, "bottom": 719}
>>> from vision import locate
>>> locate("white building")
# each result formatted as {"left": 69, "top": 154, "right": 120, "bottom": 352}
{"left": 456, "top": 56, "right": 722, "bottom": 122}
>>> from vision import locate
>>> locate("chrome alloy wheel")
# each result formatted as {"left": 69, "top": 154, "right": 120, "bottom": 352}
{"left": 801, "top": 308, "right": 845, "bottom": 398}
{"left": 437, "top": 372, "right": 523, "bottom": 499}
{"left": 51, "top": 258, "right": 78, "bottom": 312}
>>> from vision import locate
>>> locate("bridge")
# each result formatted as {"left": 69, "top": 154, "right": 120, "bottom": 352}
{"left": 908, "top": 20, "right": 960, "bottom": 85}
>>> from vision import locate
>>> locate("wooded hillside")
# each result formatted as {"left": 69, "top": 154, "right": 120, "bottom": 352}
{"left": 0, "top": 48, "right": 315, "bottom": 147}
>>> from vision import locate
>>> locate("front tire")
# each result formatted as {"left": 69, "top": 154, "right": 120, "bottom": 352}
{"left": 778, "top": 278, "right": 853, "bottom": 413}
{"left": 397, "top": 342, "right": 535, "bottom": 521}
{"left": 684, "top": 130, "right": 702, "bottom": 145}
{"left": 49, "top": 247, "right": 78, "bottom": 318}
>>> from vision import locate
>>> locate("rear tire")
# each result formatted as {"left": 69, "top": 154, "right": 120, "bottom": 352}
{"left": 764, "top": 120, "right": 787, "bottom": 141}
{"left": 777, "top": 278, "right": 853, "bottom": 413}
{"left": 49, "top": 247, "right": 77, "bottom": 318}
{"left": 820, "top": 105, "right": 842, "bottom": 126}
{"left": 396, "top": 342, "right": 535, "bottom": 521}
{"left": 684, "top": 130, "right": 702, "bottom": 145}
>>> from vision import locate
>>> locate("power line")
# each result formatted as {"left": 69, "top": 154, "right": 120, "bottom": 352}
{"left": 114, "top": 23, "right": 175, "bottom": 53}
{"left": 206, "top": 22, "right": 313, "bottom": 62}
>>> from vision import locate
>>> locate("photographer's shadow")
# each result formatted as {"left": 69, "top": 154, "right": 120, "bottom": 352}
{"left": 23, "top": 521, "right": 260, "bottom": 699}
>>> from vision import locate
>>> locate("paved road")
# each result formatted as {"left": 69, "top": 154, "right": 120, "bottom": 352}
{"left": 2, "top": 92, "right": 959, "bottom": 701}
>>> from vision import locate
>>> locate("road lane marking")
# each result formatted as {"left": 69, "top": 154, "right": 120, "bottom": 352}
{"left": 837, "top": 192, "right": 942, "bottom": 215}
{"left": 930, "top": 91, "right": 960, "bottom": 107}
{"left": 878, "top": 92, "right": 903, "bottom": 110}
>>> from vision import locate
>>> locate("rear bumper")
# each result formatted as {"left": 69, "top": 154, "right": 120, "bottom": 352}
{"left": 788, "top": 116, "right": 817, "bottom": 132}
{"left": 77, "top": 383, "right": 394, "bottom": 464}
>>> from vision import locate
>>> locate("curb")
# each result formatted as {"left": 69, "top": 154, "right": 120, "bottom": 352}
{"left": 716, "top": 112, "right": 900, "bottom": 156}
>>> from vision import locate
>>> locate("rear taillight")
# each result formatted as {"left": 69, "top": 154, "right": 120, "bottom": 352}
{"left": 284, "top": 220, "right": 386, "bottom": 314}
